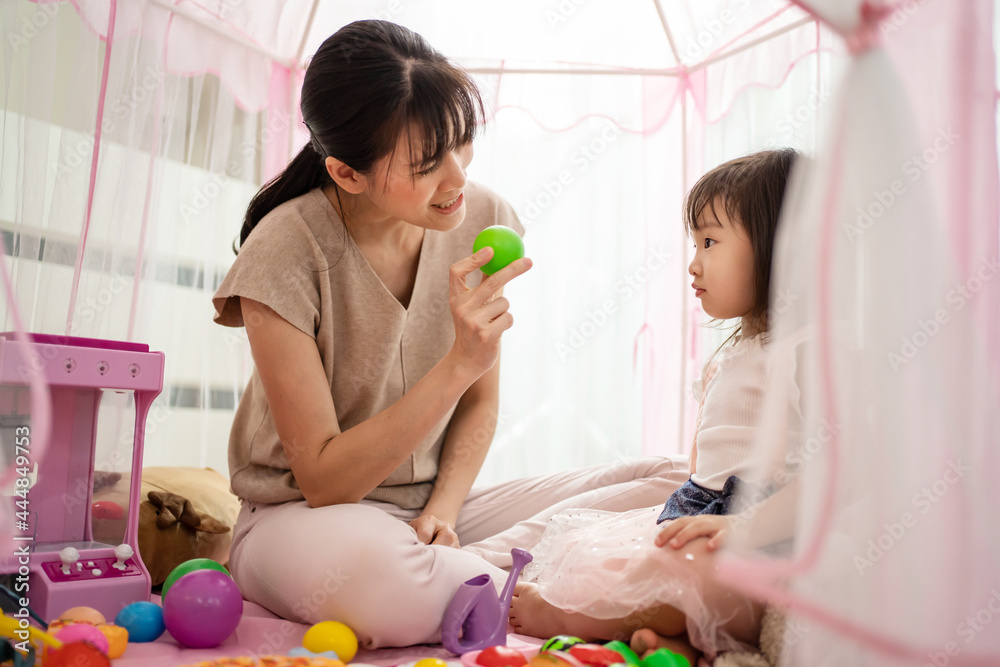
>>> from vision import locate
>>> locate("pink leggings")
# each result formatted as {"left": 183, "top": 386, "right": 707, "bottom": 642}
{"left": 228, "top": 456, "right": 690, "bottom": 648}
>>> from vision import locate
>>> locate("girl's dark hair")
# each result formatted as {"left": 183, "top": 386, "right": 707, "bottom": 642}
{"left": 684, "top": 148, "right": 799, "bottom": 337}
{"left": 237, "top": 20, "right": 485, "bottom": 249}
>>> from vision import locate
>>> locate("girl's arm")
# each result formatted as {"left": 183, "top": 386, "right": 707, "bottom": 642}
{"left": 414, "top": 355, "right": 501, "bottom": 546}
{"left": 243, "top": 249, "right": 531, "bottom": 509}
{"left": 689, "top": 442, "right": 698, "bottom": 475}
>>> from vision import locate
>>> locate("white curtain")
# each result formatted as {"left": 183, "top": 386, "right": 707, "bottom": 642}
{"left": 722, "top": 0, "right": 1000, "bottom": 663}
{"left": 2, "top": 0, "right": 834, "bottom": 483}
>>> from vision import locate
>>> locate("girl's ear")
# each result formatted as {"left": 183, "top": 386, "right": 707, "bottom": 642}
{"left": 325, "top": 156, "right": 367, "bottom": 195}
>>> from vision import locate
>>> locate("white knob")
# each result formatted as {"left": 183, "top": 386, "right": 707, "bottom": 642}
{"left": 113, "top": 543, "right": 133, "bottom": 570}
{"left": 60, "top": 547, "right": 79, "bottom": 574}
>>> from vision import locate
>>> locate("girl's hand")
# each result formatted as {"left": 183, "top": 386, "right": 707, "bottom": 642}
{"left": 409, "top": 514, "right": 460, "bottom": 548}
{"left": 655, "top": 515, "right": 731, "bottom": 551}
{"left": 448, "top": 248, "right": 532, "bottom": 378}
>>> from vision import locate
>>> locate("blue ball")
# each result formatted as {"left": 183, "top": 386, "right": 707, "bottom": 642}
{"left": 115, "top": 601, "right": 166, "bottom": 643}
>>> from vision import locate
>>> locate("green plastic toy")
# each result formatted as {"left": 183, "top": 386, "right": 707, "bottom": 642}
{"left": 473, "top": 225, "right": 525, "bottom": 276}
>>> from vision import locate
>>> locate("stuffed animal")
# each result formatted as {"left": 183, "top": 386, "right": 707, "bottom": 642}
{"left": 91, "top": 467, "right": 241, "bottom": 586}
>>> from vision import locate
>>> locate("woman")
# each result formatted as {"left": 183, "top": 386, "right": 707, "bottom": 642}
{"left": 213, "top": 20, "right": 687, "bottom": 648}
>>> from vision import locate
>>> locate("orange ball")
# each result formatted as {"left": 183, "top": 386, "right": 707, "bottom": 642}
{"left": 98, "top": 624, "right": 129, "bottom": 659}
{"left": 56, "top": 606, "right": 106, "bottom": 625}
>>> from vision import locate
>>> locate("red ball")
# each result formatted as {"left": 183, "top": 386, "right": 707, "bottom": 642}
{"left": 44, "top": 641, "right": 111, "bottom": 667}
{"left": 476, "top": 645, "right": 530, "bottom": 667}
{"left": 162, "top": 569, "right": 243, "bottom": 648}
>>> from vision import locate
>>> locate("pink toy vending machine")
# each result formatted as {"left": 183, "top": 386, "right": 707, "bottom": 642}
{"left": 0, "top": 333, "right": 164, "bottom": 621}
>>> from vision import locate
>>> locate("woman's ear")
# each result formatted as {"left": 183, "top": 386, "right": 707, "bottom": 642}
{"left": 325, "top": 156, "right": 367, "bottom": 195}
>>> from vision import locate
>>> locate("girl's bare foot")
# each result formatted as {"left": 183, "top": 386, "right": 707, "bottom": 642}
{"left": 509, "top": 581, "right": 581, "bottom": 639}
{"left": 630, "top": 628, "right": 701, "bottom": 665}
{"left": 509, "top": 582, "right": 631, "bottom": 641}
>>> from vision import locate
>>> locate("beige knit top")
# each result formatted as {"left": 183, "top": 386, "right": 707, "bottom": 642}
{"left": 213, "top": 181, "right": 524, "bottom": 509}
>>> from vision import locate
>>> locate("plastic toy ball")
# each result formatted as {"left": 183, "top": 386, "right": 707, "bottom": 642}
{"left": 541, "top": 636, "right": 585, "bottom": 653}
{"left": 51, "top": 622, "right": 110, "bottom": 654}
{"left": 162, "top": 569, "right": 243, "bottom": 648}
{"left": 568, "top": 644, "right": 628, "bottom": 667}
{"left": 44, "top": 641, "right": 111, "bottom": 667}
{"left": 529, "top": 652, "right": 583, "bottom": 667}
{"left": 602, "top": 641, "right": 640, "bottom": 666}
{"left": 98, "top": 624, "right": 129, "bottom": 659}
{"left": 473, "top": 226, "right": 525, "bottom": 276}
{"left": 475, "top": 645, "right": 530, "bottom": 667}
{"left": 161, "top": 557, "right": 231, "bottom": 599}
{"left": 56, "top": 606, "right": 106, "bottom": 625}
{"left": 639, "top": 648, "right": 690, "bottom": 667}
{"left": 303, "top": 621, "right": 358, "bottom": 663}
{"left": 415, "top": 659, "right": 449, "bottom": 667}
{"left": 115, "top": 601, "right": 166, "bottom": 643}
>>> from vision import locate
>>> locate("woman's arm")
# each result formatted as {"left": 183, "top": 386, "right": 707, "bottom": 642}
{"left": 243, "top": 248, "right": 530, "bottom": 508}
{"left": 414, "top": 355, "right": 502, "bottom": 545}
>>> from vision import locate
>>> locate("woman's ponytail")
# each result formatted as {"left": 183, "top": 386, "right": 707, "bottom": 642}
{"left": 237, "top": 143, "right": 331, "bottom": 250}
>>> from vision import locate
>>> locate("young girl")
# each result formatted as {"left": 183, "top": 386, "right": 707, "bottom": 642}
{"left": 508, "top": 149, "right": 800, "bottom": 663}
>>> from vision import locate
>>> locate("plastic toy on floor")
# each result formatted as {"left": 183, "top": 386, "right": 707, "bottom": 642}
{"left": 162, "top": 568, "right": 243, "bottom": 648}
{"left": 0, "top": 609, "right": 112, "bottom": 667}
{"left": 441, "top": 548, "right": 532, "bottom": 655}
{"left": 0, "top": 333, "right": 165, "bottom": 622}
{"left": 462, "top": 638, "right": 690, "bottom": 667}
{"left": 298, "top": 620, "right": 357, "bottom": 662}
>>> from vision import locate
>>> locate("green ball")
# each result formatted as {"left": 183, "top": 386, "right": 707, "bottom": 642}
{"left": 640, "top": 648, "right": 690, "bottom": 667}
{"left": 473, "top": 225, "right": 525, "bottom": 276}
{"left": 161, "top": 558, "right": 231, "bottom": 599}
{"left": 603, "top": 641, "right": 641, "bottom": 666}
{"left": 541, "top": 635, "right": 585, "bottom": 652}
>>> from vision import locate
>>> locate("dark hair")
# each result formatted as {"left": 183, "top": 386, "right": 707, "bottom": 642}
{"left": 237, "top": 20, "right": 485, "bottom": 250}
{"left": 684, "top": 148, "right": 799, "bottom": 337}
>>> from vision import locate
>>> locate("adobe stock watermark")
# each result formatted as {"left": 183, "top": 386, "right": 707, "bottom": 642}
{"left": 6, "top": 2, "right": 59, "bottom": 54}
{"left": 520, "top": 120, "right": 623, "bottom": 224}
{"left": 544, "top": 0, "right": 592, "bottom": 30}
{"left": 555, "top": 247, "right": 669, "bottom": 361}
{"left": 852, "top": 459, "right": 970, "bottom": 575}
{"left": 878, "top": 0, "right": 921, "bottom": 40}
{"left": 761, "top": 86, "right": 834, "bottom": 149}
{"left": 887, "top": 254, "right": 999, "bottom": 372}
{"left": 842, "top": 126, "right": 959, "bottom": 242}
{"left": 924, "top": 589, "right": 1000, "bottom": 667}
{"left": 730, "top": 417, "right": 842, "bottom": 532}
{"left": 13, "top": 271, "right": 130, "bottom": 382}
{"left": 54, "top": 67, "right": 167, "bottom": 178}
{"left": 679, "top": 0, "right": 771, "bottom": 63}
{"left": 180, "top": 109, "right": 292, "bottom": 223}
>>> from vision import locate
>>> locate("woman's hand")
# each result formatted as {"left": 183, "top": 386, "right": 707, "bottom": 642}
{"left": 655, "top": 515, "right": 732, "bottom": 551}
{"left": 409, "top": 514, "right": 461, "bottom": 548}
{"left": 448, "top": 247, "right": 532, "bottom": 378}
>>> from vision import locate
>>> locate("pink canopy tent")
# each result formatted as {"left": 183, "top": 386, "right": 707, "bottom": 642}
{"left": 2, "top": 0, "right": 998, "bottom": 664}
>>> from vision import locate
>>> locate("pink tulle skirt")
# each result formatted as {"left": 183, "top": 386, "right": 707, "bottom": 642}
{"left": 522, "top": 506, "right": 763, "bottom": 658}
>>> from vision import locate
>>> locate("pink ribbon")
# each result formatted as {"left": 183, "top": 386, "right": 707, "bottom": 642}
{"left": 845, "top": 1, "right": 895, "bottom": 54}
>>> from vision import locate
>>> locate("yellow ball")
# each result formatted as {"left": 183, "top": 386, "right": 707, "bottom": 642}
{"left": 303, "top": 621, "right": 358, "bottom": 663}
{"left": 415, "top": 660, "right": 449, "bottom": 667}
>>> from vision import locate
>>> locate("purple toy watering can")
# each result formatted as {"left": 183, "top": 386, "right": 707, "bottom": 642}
{"left": 441, "top": 548, "right": 533, "bottom": 655}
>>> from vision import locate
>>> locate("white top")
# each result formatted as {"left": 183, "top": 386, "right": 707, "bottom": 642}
{"left": 691, "top": 335, "right": 769, "bottom": 491}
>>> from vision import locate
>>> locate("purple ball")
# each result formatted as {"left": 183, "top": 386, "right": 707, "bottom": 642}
{"left": 162, "top": 569, "right": 243, "bottom": 648}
